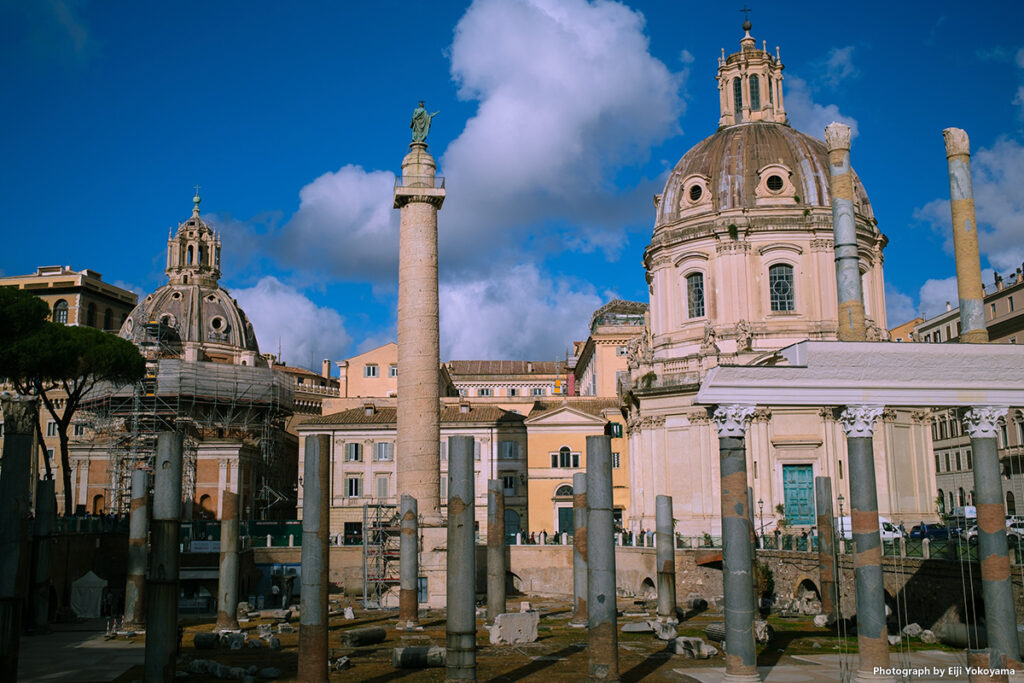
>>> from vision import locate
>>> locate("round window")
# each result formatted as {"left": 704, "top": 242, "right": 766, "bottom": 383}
{"left": 766, "top": 175, "right": 784, "bottom": 192}
{"left": 689, "top": 185, "right": 703, "bottom": 202}
{"left": 211, "top": 316, "right": 226, "bottom": 331}
{"left": 171, "top": 292, "right": 181, "bottom": 300}
{"left": 206, "top": 295, "right": 217, "bottom": 302}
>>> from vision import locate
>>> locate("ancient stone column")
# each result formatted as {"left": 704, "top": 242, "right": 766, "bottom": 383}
{"left": 123, "top": 469, "right": 149, "bottom": 630}
{"left": 486, "top": 479, "right": 506, "bottom": 623}
{"left": 398, "top": 494, "right": 419, "bottom": 628}
{"left": 298, "top": 434, "right": 330, "bottom": 683}
{"left": 30, "top": 478, "right": 56, "bottom": 634}
{"left": 943, "top": 128, "right": 989, "bottom": 343}
{"left": 711, "top": 405, "right": 760, "bottom": 683}
{"left": 446, "top": 436, "right": 476, "bottom": 680}
{"left": 145, "top": 432, "right": 183, "bottom": 683}
{"left": 814, "top": 476, "right": 837, "bottom": 619}
{"left": 838, "top": 406, "right": 894, "bottom": 683}
{"left": 964, "top": 407, "right": 1022, "bottom": 673}
{"left": 571, "top": 471, "right": 588, "bottom": 626}
{"left": 0, "top": 393, "right": 38, "bottom": 680}
{"left": 586, "top": 435, "right": 619, "bottom": 681}
{"left": 393, "top": 141, "right": 446, "bottom": 525}
{"left": 655, "top": 495, "right": 677, "bottom": 623}
{"left": 825, "top": 122, "right": 866, "bottom": 341}
{"left": 215, "top": 488, "right": 240, "bottom": 631}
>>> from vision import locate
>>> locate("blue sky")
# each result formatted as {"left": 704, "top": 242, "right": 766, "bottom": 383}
{"left": 3, "top": 1, "right": 1024, "bottom": 369}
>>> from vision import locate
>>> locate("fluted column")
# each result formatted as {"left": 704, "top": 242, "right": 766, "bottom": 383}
{"left": 825, "top": 122, "right": 866, "bottom": 341}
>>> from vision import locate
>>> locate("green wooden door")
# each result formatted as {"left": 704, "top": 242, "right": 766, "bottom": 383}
{"left": 557, "top": 507, "right": 574, "bottom": 535}
{"left": 783, "top": 465, "right": 815, "bottom": 525}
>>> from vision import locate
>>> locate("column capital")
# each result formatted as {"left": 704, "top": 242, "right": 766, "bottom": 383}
{"left": 962, "top": 406, "right": 1008, "bottom": 439}
{"left": 824, "top": 122, "right": 851, "bottom": 152}
{"left": 838, "top": 405, "right": 883, "bottom": 438}
{"left": 943, "top": 127, "right": 970, "bottom": 157}
{"left": 711, "top": 404, "right": 756, "bottom": 438}
{"left": 0, "top": 391, "right": 40, "bottom": 434}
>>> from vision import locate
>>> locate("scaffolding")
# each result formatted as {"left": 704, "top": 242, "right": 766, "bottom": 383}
{"left": 81, "top": 319, "right": 294, "bottom": 515}
{"left": 362, "top": 503, "right": 400, "bottom": 608}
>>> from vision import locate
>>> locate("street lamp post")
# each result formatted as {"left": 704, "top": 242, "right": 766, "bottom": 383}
{"left": 757, "top": 499, "right": 764, "bottom": 545}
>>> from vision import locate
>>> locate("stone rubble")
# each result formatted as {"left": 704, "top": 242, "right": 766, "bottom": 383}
{"left": 488, "top": 611, "right": 539, "bottom": 645}
{"left": 672, "top": 636, "right": 718, "bottom": 659}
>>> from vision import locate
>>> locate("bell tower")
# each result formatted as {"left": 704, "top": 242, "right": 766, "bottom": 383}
{"left": 165, "top": 189, "right": 222, "bottom": 287}
{"left": 717, "top": 21, "right": 786, "bottom": 127}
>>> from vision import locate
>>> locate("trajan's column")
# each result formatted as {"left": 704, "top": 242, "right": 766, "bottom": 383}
{"left": 394, "top": 101, "right": 445, "bottom": 524}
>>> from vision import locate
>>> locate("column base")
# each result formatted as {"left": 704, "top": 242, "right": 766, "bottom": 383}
{"left": 722, "top": 671, "right": 761, "bottom": 683}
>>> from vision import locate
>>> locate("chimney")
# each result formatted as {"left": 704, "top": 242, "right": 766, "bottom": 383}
{"left": 321, "top": 359, "right": 331, "bottom": 379}
{"left": 946, "top": 301, "right": 952, "bottom": 312}
{"left": 363, "top": 402, "right": 375, "bottom": 417}
{"left": 996, "top": 272, "right": 1004, "bottom": 291}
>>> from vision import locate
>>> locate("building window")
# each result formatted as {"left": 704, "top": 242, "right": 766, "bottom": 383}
{"left": 86, "top": 302, "right": 97, "bottom": 327}
{"left": 499, "top": 441, "right": 518, "bottom": 459}
{"left": 1011, "top": 296, "right": 1015, "bottom": 312}
{"left": 612, "top": 452, "right": 621, "bottom": 469}
{"left": 1008, "top": 491, "right": 1017, "bottom": 516}
{"left": 440, "top": 441, "right": 447, "bottom": 461}
{"left": 440, "top": 475, "right": 448, "bottom": 500}
{"left": 374, "top": 442, "right": 394, "bottom": 461}
{"left": 346, "top": 477, "right": 362, "bottom": 497}
{"left": 73, "top": 424, "right": 85, "bottom": 437}
{"left": 53, "top": 299, "right": 68, "bottom": 324}
{"left": 478, "top": 388, "right": 492, "bottom": 397}
{"left": 945, "top": 453, "right": 951, "bottom": 471}
{"left": 376, "top": 476, "right": 389, "bottom": 499}
{"left": 749, "top": 74, "right": 761, "bottom": 110}
{"left": 958, "top": 487, "right": 965, "bottom": 506}
{"left": 389, "top": 364, "right": 398, "bottom": 377}
{"left": 345, "top": 443, "right": 363, "bottom": 462}
{"left": 555, "top": 484, "right": 573, "bottom": 497}
{"left": 103, "top": 308, "right": 113, "bottom": 331}
{"left": 364, "top": 364, "right": 379, "bottom": 378}
{"left": 343, "top": 521, "right": 362, "bottom": 545}
{"left": 686, "top": 272, "right": 705, "bottom": 318}
{"left": 937, "top": 489, "right": 945, "bottom": 513}
{"left": 838, "top": 460, "right": 843, "bottom": 480}
{"left": 955, "top": 452, "right": 962, "bottom": 471}
{"left": 509, "top": 388, "right": 519, "bottom": 397}
{"left": 531, "top": 387, "right": 544, "bottom": 396}
{"left": 769, "top": 264, "right": 795, "bottom": 312}
{"left": 966, "top": 450, "right": 973, "bottom": 470}
{"left": 501, "top": 473, "right": 517, "bottom": 496}
{"left": 46, "top": 421, "right": 57, "bottom": 437}
{"left": 934, "top": 453, "right": 941, "bottom": 472}
{"left": 1017, "top": 421, "right": 1024, "bottom": 445}
{"left": 1011, "top": 337, "right": 1018, "bottom": 344}
{"left": 768, "top": 76, "right": 774, "bottom": 104}
{"left": 733, "top": 77, "right": 743, "bottom": 120}
{"left": 992, "top": 303, "right": 998, "bottom": 317}
{"left": 475, "top": 441, "right": 481, "bottom": 461}
{"left": 615, "top": 345, "right": 627, "bottom": 356}
{"left": 551, "top": 446, "right": 579, "bottom": 469}
{"left": 999, "top": 424, "right": 1008, "bottom": 448}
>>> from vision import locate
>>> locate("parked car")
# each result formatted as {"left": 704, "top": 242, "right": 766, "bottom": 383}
{"left": 967, "top": 521, "right": 1024, "bottom": 547}
{"left": 909, "top": 523, "right": 952, "bottom": 540}
{"left": 835, "top": 516, "right": 904, "bottom": 541}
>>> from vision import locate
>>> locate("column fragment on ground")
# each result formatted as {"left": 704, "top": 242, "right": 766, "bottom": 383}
{"left": 123, "top": 470, "right": 149, "bottom": 630}
{"left": 486, "top": 479, "right": 506, "bottom": 623}
{"left": 393, "top": 141, "right": 446, "bottom": 524}
{"left": 145, "top": 432, "right": 183, "bottom": 683}
{"left": 711, "top": 405, "right": 760, "bottom": 683}
{"left": 446, "top": 436, "right": 476, "bottom": 680}
{"left": 943, "top": 128, "right": 989, "bottom": 343}
{"left": 215, "top": 487, "right": 240, "bottom": 631}
{"left": 298, "top": 434, "right": 330, "bottom": 683}
{"left": 655, "top": 494, "right": 677, "bottom": 622}
{"left": 838, "top": 406, "right": 894, "bottom": 683}
{"left": 964, "top": 407, "right": 1022, "bottom": 672}
{"left": 571, "top": 472, "right": 588, "bottom": 626}
{"left": 586, "top": 435, "right": 619, "bottom": 681}
{"left": 825, "top": 122, "right": 866, "bottom": 341}
{"left": 399, "top": 494, "right": 419, "bottom": 628}
{"left": 814, "top": 476, "right": 837, "bottom": 619}
{"left": 0, "top": 394, "right": 38, "bottom": 680}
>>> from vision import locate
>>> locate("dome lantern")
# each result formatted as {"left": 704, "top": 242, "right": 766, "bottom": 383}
{"left": 165, "top": 190, "right": 222, "bottom": 287}
{"left": 717, "top": 21, "right": 786, "bottom": 127}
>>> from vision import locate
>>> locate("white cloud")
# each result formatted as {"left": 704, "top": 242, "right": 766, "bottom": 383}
{"left": 112, "top": 280, "right": 147, "bottom": 299}
{"left": 439, "top": 263, "right": 602, "bottom": 360}
{"left": 1016, "top": 48, "right": 1024, "bottom": 69}
{"left": 232, "top": 276, "right": 351, "bottom": 369}
{"left": 784, "top": 76, "right": 859, "bottom": 140}
{"left": 884, "top": 285, "right": 917, "bottom": 326}
{"left": 917, "top": 277, "right": 958, "bottom": 319}
{"left": 818, "top": 46, "right": 858, "bottom": 89}
{"left": 914, "top": 137, "right": 1024, "bottom": 273}
{"left": 275, "top": 0, "right": 683, "bottom": 284}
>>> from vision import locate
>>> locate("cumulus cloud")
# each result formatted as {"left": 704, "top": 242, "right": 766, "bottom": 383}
{"left": 439, "top": 263, "right": 602, "bottom": 360}
{"left": 274, "top": 0, "right": 682, "bottom": 283}
{"left": 917, "top": 277, "right": 959, "bottom": 319}
{"left": 914, "top": 137, "right": 1024, "bottom": 273}
{"left": 884, "top": 285, "right": 917, "bottom": 326}
{"left": 112, "top": 280, "right": 147, "bottom": 299}
{"left": 232, "top": 276, "right": 351, "bottom": 369}
{"left": 816, "top": 46, "right": 859, "bottom": 89}
{"left": 784, "top": 75, "right": 859, "bottom": 140}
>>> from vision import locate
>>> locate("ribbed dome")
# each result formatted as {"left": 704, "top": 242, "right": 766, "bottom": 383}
{"left": 120, "top": 283, "right": 260, "bottom": 354}
{"left": 656, "top": 121, "right": 874, "bottom": 229}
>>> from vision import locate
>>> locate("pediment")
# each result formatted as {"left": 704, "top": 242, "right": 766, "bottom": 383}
{"left": 524, "top": 405, "right": 608, "bottom": 426}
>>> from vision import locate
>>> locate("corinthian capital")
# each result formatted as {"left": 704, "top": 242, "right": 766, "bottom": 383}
{"left": 825, "top": 122, "right": 851, "bottom": 152}
{"left": 711, "top": 404, "right": 756, "bottom": 438}
{"left": 943, "top": 127, "right": 970, "bottom": 157}
{"left": 838, "top": 405, "right": 884, "bottom": 438}
{"left": 0, "top": 391, "right": 40, "bottom": 434}
{"left": 962, "top": 406, "right": 1008, "bottom": 439}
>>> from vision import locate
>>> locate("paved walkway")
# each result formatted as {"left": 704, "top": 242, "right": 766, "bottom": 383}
{"left": 19, "top": 620, "right": 145, "bottom": 682}
{"left": 678, "top": 650, "right": 989, "bottom": 682}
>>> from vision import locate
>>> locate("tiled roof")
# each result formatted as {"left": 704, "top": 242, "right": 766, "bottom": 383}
{"left": 447, "top": 360, "right": 565, "bottom": 376}
{"left": 527, "top": 398, "right": 622, "bottom": 419}
{"left": 301, "top": 403, "right": 525, "bottom": 428}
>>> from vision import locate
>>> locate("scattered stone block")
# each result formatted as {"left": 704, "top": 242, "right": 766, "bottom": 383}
{"left": 256, "top": 623, "right": 273, "bottom": 637}
{"left": 888, "top": 634, "right": 902, "bottom": 646}
{"left": 343, "top": 607, "right": 355, "bottom": 620}
{"left": 188, "top": 659, "right": 213, "bottom": 673}
{"left": 813, "top": 614, "right": 831, "bottom": 628}
{"left": 223, "top": 632, "right": 246, "bottom": 650}
{"left": 331, "top": 656, "right": 351, "bottom": 671}
{"left": 622, "top": 622, "right": 654, "bottom": 633}
{"left": 271, "top": 609, "right": 291, "bottom": 621}
{"left": 648, "top": 620, "right": 677, "bottom": 641}
{"left": 246, "top": 638, "right": 263, "bottom": 649}
{"left": 339, "top": 626, "right": 387, "bottom": 647}
{"left": 488, "top": 611, "right": 540, "bottom": 645}
{"left": 920, "top": 629, "right": 937, "bottom": 644}
{"left": 519, "top": 601, "right": 532, "bottom": 612}
{"left": 258, "top": 666, "right": 282, "bottom": 679}
{"left": 393, "top": 646, "right": 446, "bottom": 668}
{"left": 193, "top": 632, "right": 219, "bottom": 650}
{"left": 812, "top": 641, "right": 822, "bottom": 648}
{"left": 267, "top": 636, "right": 281, "bottom": 650}
{"left": 902, "top": 622, "right": 923, "bottom": 638}
{"left": 672, "top": 636, "right": 717, "bottom": 659}
{"left": 753, "top": 619, "right": 774, "bottom": 644}
{"left": 236, "top": 602, "right": 252, "bottom": 620}
{"left": 276, "top": 623, "right": 295, "bottom": 634}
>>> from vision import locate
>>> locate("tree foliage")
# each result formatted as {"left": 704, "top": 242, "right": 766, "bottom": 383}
{"left": 0, "top": 287, "right": 145, "bottom": 514}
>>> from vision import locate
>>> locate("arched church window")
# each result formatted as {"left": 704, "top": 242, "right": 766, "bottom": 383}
{"left": 686, "top": 272, "right": 705, "bottom": 318}
{"left": 768, "top": 263, "right": 795, "bottom": 312}
{"left": 937, "top": 489, "right": 945, "bottom": 513}
{"left": 53, "top": 299, "right": 68, "bottom": 324}
{"left": 86, "top": 302, "right": 97, "bottom": 327}
{"left": 733, "top": 78, "right": 743, "bottom": 121}
{"left": 555, "top": 484, "right": 573, "bottom": 497}
{"left": 749, "top": 74, "right": 760, "bottom": 111}
{"left": 187, "top": 245, "right": 194, "bottom": 265}
{"left": 768, "top": 76, "right": 774, "bottom": 104}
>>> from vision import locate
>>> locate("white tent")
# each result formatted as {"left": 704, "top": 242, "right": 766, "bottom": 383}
{"left": 70, "top": 570, "right": 108, "bottom": 618}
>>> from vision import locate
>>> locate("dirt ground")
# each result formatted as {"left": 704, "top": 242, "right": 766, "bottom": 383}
{"left": 111, "top": 596, "right": 956, "bottom": 682}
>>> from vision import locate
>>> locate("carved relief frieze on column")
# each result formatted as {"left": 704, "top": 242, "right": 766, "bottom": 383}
{"left": 962, "top": 406, "right": 1007, "bottom": 439}
{"left": 711, "top": 404, "right": 756, "bottom": 437}
{"left": 838, "top": 405, "right": 883, "bottom": 438}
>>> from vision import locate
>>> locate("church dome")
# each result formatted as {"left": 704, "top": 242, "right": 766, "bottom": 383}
{"left": 656, "top": 121, "right": 874, "bottom": 230}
